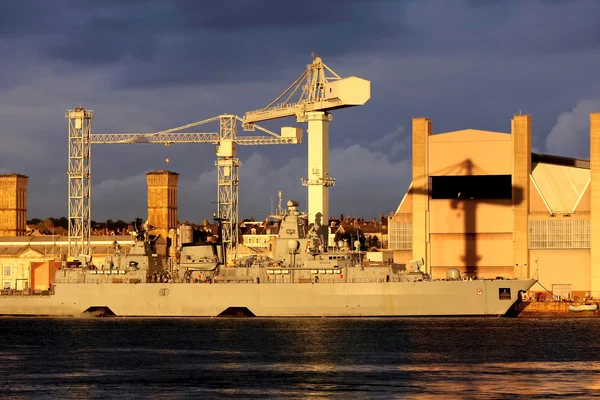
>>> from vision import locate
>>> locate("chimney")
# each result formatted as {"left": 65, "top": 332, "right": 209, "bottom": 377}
{"left": 0, "top": 174, "right": 28, "bottom": 236}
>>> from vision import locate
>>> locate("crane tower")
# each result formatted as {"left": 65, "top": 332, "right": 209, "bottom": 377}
{"left": 66, "top": 107, "right": 93, "bottom": 257}
{"left": 244, "top": 55, "right": 370, "bottom": 237}
{"left": 65, "top": 110, "right": 301, "bottom": 262}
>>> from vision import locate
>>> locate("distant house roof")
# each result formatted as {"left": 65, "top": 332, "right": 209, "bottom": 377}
{"left": 0, "top": 235, "right": 134, "bottom": 245}
{"left": 0, "top": 235, "right": 136, "bottom": 259}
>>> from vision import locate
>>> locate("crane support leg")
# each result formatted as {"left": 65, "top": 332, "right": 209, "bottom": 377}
{"left": 216, "top": 115, "right": 239, "bottom": 264}
{"left": 302, "top": 111, "right": 335, "bottom": 245}
{"left": 216, "top": 157, "right": 239, "bottom": 264}
{"left": 66, "top": 107, "right": 93, "bottom": 258}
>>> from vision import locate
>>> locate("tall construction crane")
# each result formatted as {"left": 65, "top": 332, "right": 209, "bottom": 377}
{"left": 66, "top": 108, "right": 301, "bottom": 261}
{"left": 244, "top": 54, "right": 370, "bottom": 241}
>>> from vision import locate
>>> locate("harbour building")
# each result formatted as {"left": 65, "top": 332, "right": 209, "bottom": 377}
{"left": 389, "top": 113, "right": 600, "bottom": 300}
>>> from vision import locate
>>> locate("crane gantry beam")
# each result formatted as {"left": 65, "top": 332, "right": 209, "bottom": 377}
{"left": 66, "top": 111, "right": 301, "bottom": 262}
{"left": 90, "top": 133, "right": 299, "bottom": 146}
{"left": 243, "top": 54, "right": 370, "bottom": 244}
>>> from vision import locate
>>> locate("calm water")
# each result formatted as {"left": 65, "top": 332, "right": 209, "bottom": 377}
{"left": 1, "top": 317, "right": 599, "bottom": 399}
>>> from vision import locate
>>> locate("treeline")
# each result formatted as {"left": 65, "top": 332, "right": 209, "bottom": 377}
{"left": 27, "top": 218, "right": 132, "bottom": 235}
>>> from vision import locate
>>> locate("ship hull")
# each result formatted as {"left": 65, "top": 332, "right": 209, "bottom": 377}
{"left": 0, "top": 279, "right": 536, "bottom": 317}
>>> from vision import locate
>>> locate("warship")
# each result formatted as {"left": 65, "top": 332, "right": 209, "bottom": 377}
{"left": 0, "top": 200, "right": 536, "bottom": 317}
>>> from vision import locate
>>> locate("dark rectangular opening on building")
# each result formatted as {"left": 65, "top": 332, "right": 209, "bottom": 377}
{"left": 499, "top": 288, "right": 511, "bottom": 300}
{"left": 430, "top": 175, "right": 512, "bottom": 200}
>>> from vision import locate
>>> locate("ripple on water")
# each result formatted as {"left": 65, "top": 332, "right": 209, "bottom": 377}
{"left": 1, "top": 317, "right": 600, "bottom": 399}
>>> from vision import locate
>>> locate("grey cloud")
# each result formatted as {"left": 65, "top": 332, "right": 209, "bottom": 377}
{"left": 0, "top": 0, "right": 403, "bottom": 89}
{"left": 5, "top": 0, "right": 600, "bottom": 92}
{"left": 175, "top": 0, "right": 369, "bottom": 30}
{"left": 545, "top": 99, "right": 600, "bottom": 159}
{"left": 83, "top": 142, "right": 410, "bottom": 222}
{"left": 402, "top": 0, "right": 600, "bottom": 57}
{"left": 2, "top": 0, "right": 600, "bottom": 222}
{"left": 368, "top": 125, "right": 409, "bottom": 157}
{"left": 0, "top": 134, "right": 44, "bottom": 158}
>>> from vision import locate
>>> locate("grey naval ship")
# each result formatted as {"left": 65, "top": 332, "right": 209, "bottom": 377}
{"left": 1, "top": 200, "right": 536, "bottom": 317}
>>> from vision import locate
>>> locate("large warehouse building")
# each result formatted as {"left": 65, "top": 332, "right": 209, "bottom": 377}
{"left": 389, "top": 113, "right": 600, "bottom": 300}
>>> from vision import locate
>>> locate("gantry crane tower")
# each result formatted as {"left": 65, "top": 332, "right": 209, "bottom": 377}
{"left": 244, "top": 54, "right": 370, "bottom": 238}
{"left": 66, "top": 108, "right": 301, "bottom": 261}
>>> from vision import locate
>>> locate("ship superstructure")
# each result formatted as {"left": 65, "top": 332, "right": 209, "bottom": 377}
{"left": 1, "top": 200, "right": 536, "bottom": 317}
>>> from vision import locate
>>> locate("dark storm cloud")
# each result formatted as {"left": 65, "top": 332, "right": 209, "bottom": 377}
{"left": 0, "top": 0, "right": 403, "bottom": 88}
{"left": 4, "top": 0, "right": 600, "bottom": 89}
{"left": 1, "top": 0, "right": 600, "bottom": 220}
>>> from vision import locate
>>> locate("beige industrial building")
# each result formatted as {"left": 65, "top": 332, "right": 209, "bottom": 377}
{"left": 389, "top": 113, "right": 600, "bottom": 300}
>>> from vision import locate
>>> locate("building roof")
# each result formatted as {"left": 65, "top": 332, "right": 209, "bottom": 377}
{"left": 428, "top": 129, "right": 510, "bottom": 142}
{"left": 531, "top": 163, "right": 589, "bottom": 214}
{"left": 531, "top": 152, "right": 590, "bottom": 169}
{"left": 0, "top": 235, "right": 133, "bottom": 245}
{"left": 0, "top": 173, "right": 28, "bottom": 179}
{"left": 146, "top": 170, "right": 179, "bottom": 176}
{"left": 530, "top": 153, "right": 590, "bottom": 214}
{"left": 0, "top": 235, "right": 136, "bottom": 260}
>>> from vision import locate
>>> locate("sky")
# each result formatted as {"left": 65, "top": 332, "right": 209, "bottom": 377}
{"left": 1, "top": 0, "right": 599, "bottom": 223}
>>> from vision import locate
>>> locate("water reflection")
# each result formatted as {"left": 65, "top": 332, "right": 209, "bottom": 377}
{"left": 1, "top": 318, "right": 600, "bottom": 399}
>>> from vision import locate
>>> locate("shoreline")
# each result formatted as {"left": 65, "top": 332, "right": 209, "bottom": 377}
{"left": 516, "top": 301, "right": 600, "bottom": 318}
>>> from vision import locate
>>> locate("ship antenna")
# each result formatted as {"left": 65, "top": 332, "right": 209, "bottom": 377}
{"left": 277, "top": 190, "right": 283, "bottom": 215}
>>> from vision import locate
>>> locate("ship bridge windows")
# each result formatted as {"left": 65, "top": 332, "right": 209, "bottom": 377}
{"left": 430, "top": 175, "right": 512, "bottom": 200}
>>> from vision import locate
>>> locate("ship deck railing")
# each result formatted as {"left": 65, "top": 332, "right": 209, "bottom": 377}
{"left": 0, "top": 289, "right": 54, "bottom": 296}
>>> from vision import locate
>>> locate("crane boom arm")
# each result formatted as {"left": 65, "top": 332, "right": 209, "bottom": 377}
{"left": 91, "top": 133, "right": 219, "bottom": 144}
{"left": 91, "top": 113, "right": 302, "bottom": 145}
{"left": 245, "top": 99, "right": 347, "bottom": 123}
{"left": 244, "top": 56, "right": 370, "bottom": 124}
{"left": 235, "top": 137, "right": 299, "bottom": 145}
{"left": 91, "top": 133, "right": 299, "bottom": 145}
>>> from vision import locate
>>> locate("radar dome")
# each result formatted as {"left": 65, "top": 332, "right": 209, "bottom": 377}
{"left": 446, "top": 268, "right": 461, "bottom": 280}
{"left": 287, "top": 240, "right": 300, "bottom": 251}
{"left": 287, "top": 200, "right": 299, "bottom": 207}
